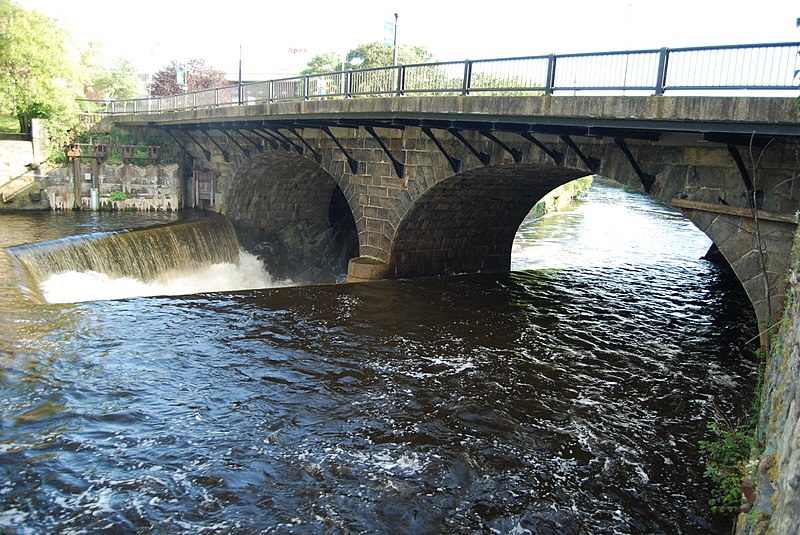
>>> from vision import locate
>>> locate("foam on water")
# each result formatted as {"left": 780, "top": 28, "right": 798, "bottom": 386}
{"left": 39, "top": 250, "right": 288, "bottom": 303}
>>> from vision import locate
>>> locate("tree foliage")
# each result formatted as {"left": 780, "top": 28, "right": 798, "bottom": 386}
{"left": 302, "top": 42, "right": 434, "bottom": 75}
{"left": 80, "top": 42, "right": 140, "bottom": 100}
{"left": 150, "top": 59, "right": 228, "bottom": 96}
{"left": 0, "top": 0, "right": 79, "bottom": 141}
{"left": 93, "top": 58, "right": 139, "bottom": 100}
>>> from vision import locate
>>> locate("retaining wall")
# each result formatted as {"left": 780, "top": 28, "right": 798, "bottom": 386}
{"left": 738, "top": 227, "right": 800, "bottom": 534}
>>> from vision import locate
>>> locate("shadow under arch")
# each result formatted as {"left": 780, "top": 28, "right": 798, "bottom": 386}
{"left": 223, "top": 150, "right": 359, "bottom": 284}
{"left": 388, "top": 163, "right": 588, "bottom": 278}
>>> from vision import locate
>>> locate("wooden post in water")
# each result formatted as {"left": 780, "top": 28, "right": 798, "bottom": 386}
{"left": 66, "top": 144, "right": 82, "bottom": 210}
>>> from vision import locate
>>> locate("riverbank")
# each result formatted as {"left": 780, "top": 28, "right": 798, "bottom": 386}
{"left": 529, "top": 175, "right": 593, "bottom": 218}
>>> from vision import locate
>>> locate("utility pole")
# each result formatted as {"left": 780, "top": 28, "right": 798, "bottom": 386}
{"left": 392, "top": 13, "right": 399, "bottom": 66}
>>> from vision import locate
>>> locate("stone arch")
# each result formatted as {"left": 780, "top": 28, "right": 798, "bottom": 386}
{"left": 223, "top": 149, "right": 358, "bottom": 283}
{"left": 387, "top": 163, "right": 588, "bottom": 278}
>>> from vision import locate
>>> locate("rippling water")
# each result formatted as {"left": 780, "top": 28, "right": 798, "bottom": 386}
{"left": 0, "top": 183, "right": 757, "bottom": 534}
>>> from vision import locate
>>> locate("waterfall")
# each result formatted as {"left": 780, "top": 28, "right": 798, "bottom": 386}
{"left": 6, "top": 216, "right": 281, "bottom": 303}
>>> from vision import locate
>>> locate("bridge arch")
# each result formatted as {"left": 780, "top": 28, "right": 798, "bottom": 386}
{"left": 222, "top": 150, "right": 358, "bottom": 283}
{"left": 387, "top": 163, "right": 588, "bottom": 278}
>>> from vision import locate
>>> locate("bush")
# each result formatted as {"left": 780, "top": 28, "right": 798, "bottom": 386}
{"left": 699, "top": 418, "right": 755, "bottom": 513}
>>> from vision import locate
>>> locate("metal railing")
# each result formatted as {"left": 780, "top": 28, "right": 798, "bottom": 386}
{"left": 77, "top": 42, "right": 800, "bottom": 116}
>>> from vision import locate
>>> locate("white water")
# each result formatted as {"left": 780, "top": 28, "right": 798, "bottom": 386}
{"left": 39, "top": 250, "right": 288, "bottom": 303}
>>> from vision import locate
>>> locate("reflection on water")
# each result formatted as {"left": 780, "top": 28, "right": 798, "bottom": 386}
{"left": 0, "top": 184, "right": 756, "bottom": 534}
{"left": 513, "top": 179, "right": 711, "bottom": 271}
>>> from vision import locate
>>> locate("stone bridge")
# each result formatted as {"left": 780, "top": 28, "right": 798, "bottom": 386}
{"left": 104, "top": 95, "right": 800, "bottom": 336}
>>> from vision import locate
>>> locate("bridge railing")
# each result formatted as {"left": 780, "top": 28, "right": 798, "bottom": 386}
{"left": 77, "top": 42, "right": 800, "bottom": 115}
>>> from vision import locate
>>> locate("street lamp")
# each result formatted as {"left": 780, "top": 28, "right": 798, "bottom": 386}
{"left": 238, "top": 44, "right": 243, "bottom": 105}
{"left": 392, "top": 13, "right": 399, "bottom": 67}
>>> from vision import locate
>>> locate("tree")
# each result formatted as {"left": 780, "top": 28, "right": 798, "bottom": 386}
{"left": 150, "top": 59, "right": 228, "bottom": 97}
{"left": 302, "top": 42, "right": 434, "bottom": 74}
{"left": 348, "top": 42, "right": 433, "bottom": 69}
{"left": 300, "top": 52, "right": 343, "bottom": 76}
{"left": 0, "top": 0, "right": 80, "bottom": 139}
{"left": 79, "top": 43, "right": 140, "bottom": 100}
{"left": 93, "top": 58, "right": 139, "bottom": 100}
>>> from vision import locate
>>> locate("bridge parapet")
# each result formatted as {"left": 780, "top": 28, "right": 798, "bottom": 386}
{"left": 81, "top": 41, "right": 799, "bottom": 116}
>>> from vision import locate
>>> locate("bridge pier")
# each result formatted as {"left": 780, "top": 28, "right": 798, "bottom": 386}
{"left": 347, "top": 256, "right": 389, "bottom": 282}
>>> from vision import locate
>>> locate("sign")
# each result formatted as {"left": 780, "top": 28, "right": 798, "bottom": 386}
{"left": 383, "top": 21, "right": 394, "bottom": 46}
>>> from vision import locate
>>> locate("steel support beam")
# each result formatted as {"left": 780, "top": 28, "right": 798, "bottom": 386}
{"left": 449, "top": 129, "right": 491, "bottom": 165}
{"left": 727, "top": 144, "right": 755, "bottom": 193}
{"left": 266, "top": 128, "right": 305, "bottom": 155}
{"left": 235, "top": 129, "right": 265, "bottom": 153}
{"left": 322, "top": 127, "right": 359, "bottom": 174}
{"left": 165, "top": 130, "right": 194, "bottom": 159}
{"left": 215, "top": 128, "right": 251, "bottom": 158}
{"left": 255, "top": 128, "right": 291, "bottom": 151}
{"left": 615, "top": 138, "right": 655, "bottom": 193}
{"left": 182, "top": 130, "right": 212, "bottom": 161}
{"left": 480, "top": 131, "right": 522, "bottom": 163}
{"left": 421, "top": 127, "right": 461, "bottom": 173}
{"left": 287, "top": 128, "right": 322, "bottom": 163}
{"left": 518, "top": 132, "right": 564, "bottom": 165}
{"left": 560, "top": 135, "right": 600, "bottom": 173}
{"left": 199, "top": 129, "right": 230, "bottom": 162}
{"left": 727, "top": 144, "right": 764, "bottom": 209}
{"left": 365, "top": 126, "right": 405, "bottom": 178}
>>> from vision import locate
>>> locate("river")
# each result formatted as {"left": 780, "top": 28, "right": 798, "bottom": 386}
{"left": 0, "top": 181, "right": 757, "bottom": 534}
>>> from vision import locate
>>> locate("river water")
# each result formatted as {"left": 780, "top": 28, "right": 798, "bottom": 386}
{"left": 0, "top": 181, "right": 757, "bottom": 534}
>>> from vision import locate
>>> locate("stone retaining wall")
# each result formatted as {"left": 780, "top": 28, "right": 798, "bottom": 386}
{"left": 44, "top": 162, "right": 183, "bottom": 211}
{"left": 737, "top": 228, "right": 800, "bottom": 534}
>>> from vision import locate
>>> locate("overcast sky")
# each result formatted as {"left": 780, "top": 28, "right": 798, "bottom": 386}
{"left": 19, "top": 0, "right": 800, "bottom": 79}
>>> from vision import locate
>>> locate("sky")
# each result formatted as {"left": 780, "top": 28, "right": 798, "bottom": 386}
{"left": 18, "top": 0, "right": 800, "bottom": 80}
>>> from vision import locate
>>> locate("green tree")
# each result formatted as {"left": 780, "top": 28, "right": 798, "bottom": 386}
{"left": 150, "top": 59, "right": 228, "bottom": 97}
{"left": 0, "top": 0, "right": 80, "bottom": 140}
{"left": 300, "top": 51, "right": 343, "bottom": 75}
{"left": 79, "top": 43, "right": 140, "bottom": 100}
{"left": 302, "top": 42, "right": 434, "bottom": 74}
{"left": 348, "top": 42, "right": 432, "bottom": 69}
{"left": 93, "top": 58, "right": 139, "bottom": 100}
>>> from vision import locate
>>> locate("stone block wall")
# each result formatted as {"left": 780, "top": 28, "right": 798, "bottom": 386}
{"left": 44, "top": 163, "right": 183, "bottom": 211}
{"left": 737, "top": 227, "right": 800, "bottom": 534}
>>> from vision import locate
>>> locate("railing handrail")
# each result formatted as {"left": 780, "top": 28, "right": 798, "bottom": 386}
{"left": 76, "top": 41, "right": 800, "bottom": 115}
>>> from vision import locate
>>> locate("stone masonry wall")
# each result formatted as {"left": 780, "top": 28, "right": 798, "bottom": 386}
{"left": 0, "top": 119, "right": 47, "bottom": 208}
{"left": 737, "top": 227, "right": 800, "bottom": 534}
{"left": 44, "top": 162, "right": 183, "bottom": 211}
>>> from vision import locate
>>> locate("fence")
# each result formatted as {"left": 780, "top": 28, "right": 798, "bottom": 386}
{"left": 77, "top": 42, "right": 800, "bottom": 115}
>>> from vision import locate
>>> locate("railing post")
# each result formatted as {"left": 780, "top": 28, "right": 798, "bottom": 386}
{"left": 346, "top": 71, "right": 352, "bottom": 98}
{"left": 545, "top": 54, "right": 557, "bottom": 95}
{"left": 655, "top": 47, "right": 669, "bottom": 95}
{"left": 462, "top": 60, "right": 473, "bottom": 96}
{"left": 396, "top": 65, "right": 405, "bottom": 96}
{"left": 268, "top": 81, "right": 273, "bottom": 103}
{"left": 303, "top": 76, "right": 309, "bottom": 100}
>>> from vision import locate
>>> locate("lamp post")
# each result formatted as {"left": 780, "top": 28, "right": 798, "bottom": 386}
{"left": 392, "top": 13, "right": 399, "bottom": 66}
{"left": 238, "top": 44, "right": 243, "bottom": 105}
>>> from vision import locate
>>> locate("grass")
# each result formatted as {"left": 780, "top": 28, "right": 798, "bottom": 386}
{"left": 0, "top": 114, "right": 20, "bottom": 133}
